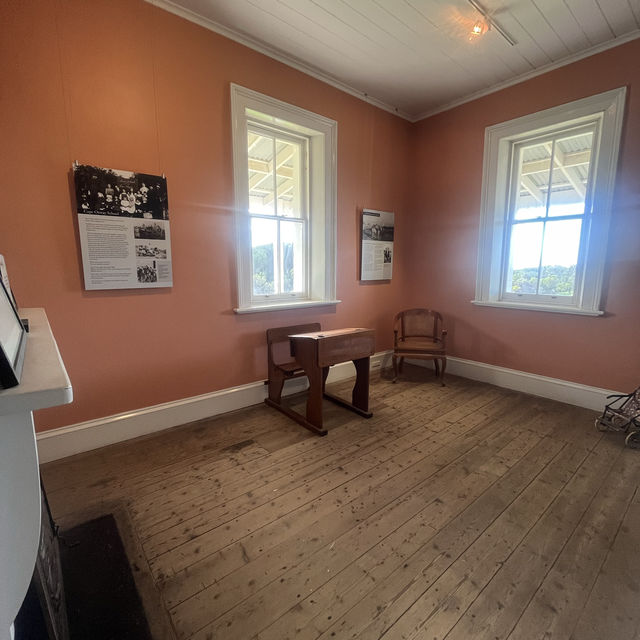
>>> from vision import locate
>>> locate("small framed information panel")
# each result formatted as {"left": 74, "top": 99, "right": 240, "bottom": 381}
{"left": 360, "top": 209, "right": 394, "bottom": 281}
{"left": 73, "top": 163, "right": 173, "bottom": 290}
{"left": 0, "top": 278, "right": 26, "bottom": 389}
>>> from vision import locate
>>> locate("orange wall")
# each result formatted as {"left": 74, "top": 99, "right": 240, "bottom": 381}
{"left": 0, "top": 0, "right": 412, "bottom": 431}
{"left": 407, "top": 39, "right": 640, "bottom": 391}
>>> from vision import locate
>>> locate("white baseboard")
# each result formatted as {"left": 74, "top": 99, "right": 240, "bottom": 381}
{"left": 410, "top": 356, "right": 619, "bottom": 412}
{"left": 37, "top": 351, "right": 617, "bottom": 463}
{"left": 36, "top": 352, "right": 386, "bottom": 463}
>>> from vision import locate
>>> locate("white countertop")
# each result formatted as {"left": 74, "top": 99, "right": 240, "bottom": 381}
{"left": 0, "top": 308, "right": 72, "bottom": 416}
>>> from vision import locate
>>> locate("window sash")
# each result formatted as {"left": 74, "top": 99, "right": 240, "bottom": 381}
{"left": 494, "top": 118, "right": 604, "bottom": 309}
{"left": 245, "top": 124, "right": 309, "bottom": 302}
{"left": 250, "top": 215, "right": 307, "bottom": 300}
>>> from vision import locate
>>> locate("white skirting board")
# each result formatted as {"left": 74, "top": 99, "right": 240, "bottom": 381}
{"left": 416, "top": 356, "right": 619, "bottom": 412}
{"left": 36, "top": 352, "right": 618, "bottom": 463}
{"left": 36, "top": 353, "right": 385, "bottom": 464}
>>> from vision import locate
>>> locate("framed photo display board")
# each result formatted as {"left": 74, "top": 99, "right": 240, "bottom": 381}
{"left": 73, "top": 163, "right": 173, "bottom": 290}
{"left": 360, "top": 209, "right": 394, "bottom": 281}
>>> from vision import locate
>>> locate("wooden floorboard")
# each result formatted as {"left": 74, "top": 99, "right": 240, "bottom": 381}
{"left": 41, "top": 367, "right": 639, "bottom": 640}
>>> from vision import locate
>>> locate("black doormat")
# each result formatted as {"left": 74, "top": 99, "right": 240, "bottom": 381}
{"left": 60, "top": 514, "right": 153, "bottom": 640}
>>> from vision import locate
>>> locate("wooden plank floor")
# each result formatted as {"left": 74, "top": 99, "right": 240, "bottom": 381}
{"left": 41, "top": 367, "right": 640, "bottom": 640}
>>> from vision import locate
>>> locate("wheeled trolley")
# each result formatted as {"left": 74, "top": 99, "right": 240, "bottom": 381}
{"left": 595, "top": 387, "right": 640, "bottom": 449}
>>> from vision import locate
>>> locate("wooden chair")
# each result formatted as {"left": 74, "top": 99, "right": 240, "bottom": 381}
{"left": 265, "top": 323, "right": 321, "bottom": 405}
{"left": 392, "top": 309, "right": 447, "bottom": 385}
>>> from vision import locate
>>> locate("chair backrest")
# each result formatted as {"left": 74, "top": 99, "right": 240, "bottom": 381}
{"left": 266, "top": 323, "right": 321, "bottom": 367}
{"left": 394, "top": 309, "right": 443, "bottom": 340}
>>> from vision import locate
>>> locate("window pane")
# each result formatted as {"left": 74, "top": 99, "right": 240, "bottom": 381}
{"left": 539, "top": 219, "right": 581, "bottom": 296}
{"left": 248, "top": 133, "right": 275, "bottom": 216}
{"left": 514, "top": 142, "right": 551, "bottom": 221}
{"left": 276, "top": 140, "right": 302, "bottom": 218}
{"left": 280, "top": 220, "right": 304, "bottom": 293}
{"left": 505, "top": 221, "right": 543, "bottom": 294}
{"left": 547, "top": 131, "right": 593, "bottom": 217}
{"left": 251, "top": 217, "right": 277, "bottom": 295}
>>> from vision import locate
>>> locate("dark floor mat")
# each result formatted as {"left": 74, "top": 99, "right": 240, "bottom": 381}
{"left": 59, "top": 514, "right": 152, "bottom": 640}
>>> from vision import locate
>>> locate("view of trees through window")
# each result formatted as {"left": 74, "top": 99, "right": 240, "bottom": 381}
{"left": 252, "top": 242, "right": 295, "bottom": 294}
{"left": 510, "top": 264, "right": 577, "bottom": 295}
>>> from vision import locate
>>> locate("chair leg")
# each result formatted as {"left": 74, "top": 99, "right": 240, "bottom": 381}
{"left": 399, "top": 357, "right": 405, "bottom": 373}
{"left": 440, "top": 357, "right": 447, "bottom": 386}
{"left": 434, "top": 359, "right": 440, "bottom": 378}
{"left": 392, "top": 354, "right": 398, "bottom": 383}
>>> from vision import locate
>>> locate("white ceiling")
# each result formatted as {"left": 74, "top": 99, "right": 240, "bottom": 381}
{"left": 147, "top": 0, "right": 640, "bottom": 121}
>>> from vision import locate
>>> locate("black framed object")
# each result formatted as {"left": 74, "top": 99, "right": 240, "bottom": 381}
{"left": 0, "top": 278, "right": 26, "bottom": 389}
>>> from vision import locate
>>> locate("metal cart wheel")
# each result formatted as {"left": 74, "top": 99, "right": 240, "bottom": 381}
{"left": 595, "top": 417, "right": 608, "bottom": 432}
{"left": 624, "top": 430, "right": 640, "bottom": 449}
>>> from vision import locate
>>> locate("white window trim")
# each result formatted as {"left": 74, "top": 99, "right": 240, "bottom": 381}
{"left": 230, "top": 84, "right": 339, "bottom": 313}
{"left": 473, "top": 87, "right": 626, "bottom": 316}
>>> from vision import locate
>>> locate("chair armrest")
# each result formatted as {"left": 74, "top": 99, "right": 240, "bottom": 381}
{"left": 440, "top": 329, "right": 448, "bottom": 349}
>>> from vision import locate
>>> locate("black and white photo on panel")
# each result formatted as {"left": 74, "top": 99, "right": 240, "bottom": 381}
{"left": 136, "top": 260, "right": 158, "bottom": 284}
{"left": 73, "top": 164, "right": 169, "bottom": 220}
{"left": 134, "top": 221, "right": 166, "bottom": 240}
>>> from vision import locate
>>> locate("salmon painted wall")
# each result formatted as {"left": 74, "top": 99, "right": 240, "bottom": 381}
{"left": 0, "top": 0, "right": 412, "bottom": 431}
{"left": 407, "top": 39, "right": 640, "bottom": 392}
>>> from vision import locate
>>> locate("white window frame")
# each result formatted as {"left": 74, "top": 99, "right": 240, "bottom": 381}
{"left": 231, "top": 84, "right": 339, "bottom": 314}
{"left": 473, "top": 87, "right": 626, "bottom": 316}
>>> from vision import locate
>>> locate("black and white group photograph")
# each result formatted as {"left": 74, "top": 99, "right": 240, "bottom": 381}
{"left": 136, "top": 260, "right": 158, "bottom": 283}
{"left": 134, "top": 221, "right": 166, "bottom": 240}
{"left": 73, "top": 164, "right": 169, "bottom": 220}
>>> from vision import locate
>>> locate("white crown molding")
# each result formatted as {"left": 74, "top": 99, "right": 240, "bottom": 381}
{"left": 412, "top": 30, "right": 640, "bottom": 122}
{"left": 143, "top": 0, "right": 412, "bottom": 121}
{"left": 37, "top": 350, "right": 619, "bottom": 463}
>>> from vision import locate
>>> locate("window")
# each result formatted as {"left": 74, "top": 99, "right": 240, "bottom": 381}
{"left": 474, "top": 88, "right": 626, "bottom": 316}
{"left": 231, "top": 84, "right": 338, "bottom": 313}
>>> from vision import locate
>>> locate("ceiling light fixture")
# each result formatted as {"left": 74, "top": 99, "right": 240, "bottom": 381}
{"left": 466, "top": 0, "right": 517, "bottom": 46}
{"left": 470, "top": 20, "right": 489, "bottom": 37}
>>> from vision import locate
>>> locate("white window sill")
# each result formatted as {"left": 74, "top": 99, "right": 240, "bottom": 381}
{"left": 471, "top": 300, "right": 603, "bottom": 316}
{"left": 234, "top": 299, "right": 342, "bottom": 314}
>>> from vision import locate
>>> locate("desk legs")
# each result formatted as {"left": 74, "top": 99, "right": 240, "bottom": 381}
{"left": 305, "top": 366, "right": 325, "bottom": 430}
{"left": 322, "top": 357, "right": 373, "bottom": 420}
{"left": 264, "top": 365, "right": 330, "bottom": 437}
{"left": 266, "top": 360, "right": 372, "bottom": 436}
{"left": 352, "top": 357, "right": 371, "bottom": 413}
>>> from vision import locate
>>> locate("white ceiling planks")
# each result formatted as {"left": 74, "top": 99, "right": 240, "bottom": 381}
{"left": 149, "top": 0, "right": 640, "bottom": 119}
{"left": 562, "top": 0, "right": 616, "bottom": 44}
{"left": 595, "top": 0, "right": 640, "bottom": 36}
{"left": 528, "top": 0, "right": 592, "bottom": 54}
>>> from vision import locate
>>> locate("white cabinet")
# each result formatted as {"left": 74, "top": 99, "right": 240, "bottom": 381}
{"left": 0, "top": 309, "right": 72, "bottom": 640}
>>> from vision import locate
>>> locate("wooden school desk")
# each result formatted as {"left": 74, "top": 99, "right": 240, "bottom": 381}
{"left": 265, "top": 327, "right": 375, "bottom": 436}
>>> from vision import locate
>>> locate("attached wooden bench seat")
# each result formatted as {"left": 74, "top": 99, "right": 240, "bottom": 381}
{"left": 265, "top": 323, "right": 321, "bottom": 405}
